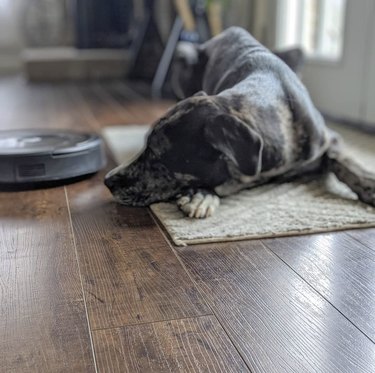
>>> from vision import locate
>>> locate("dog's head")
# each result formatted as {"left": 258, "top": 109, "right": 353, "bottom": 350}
{"left": 104, "top": 94, "right": 263, "bottom": 206}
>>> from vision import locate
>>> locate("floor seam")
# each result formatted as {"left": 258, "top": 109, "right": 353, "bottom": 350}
{"left": 345, "top": 230, "right": 375, "bottom": 253}
{"left": 149, "top": 209, "right": 254, "bottom": 373}
{"left": 260, "top": 239, "right": 375, "bottom": 345}
{"left": 64, "top": 186, "right": 99, "bottom": 373}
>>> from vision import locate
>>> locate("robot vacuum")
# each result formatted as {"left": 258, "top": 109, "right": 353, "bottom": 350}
{"left": 0, "top": 129, "right": 106, "bottom": 186}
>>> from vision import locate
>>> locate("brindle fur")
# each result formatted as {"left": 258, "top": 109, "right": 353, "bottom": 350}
{"left": 105, "top": 27, "right": 375, "bottom": 218}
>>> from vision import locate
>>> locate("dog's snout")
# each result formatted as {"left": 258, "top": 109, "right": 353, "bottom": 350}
{"left": 104, "top": 175, "right": 115, "bottom": 190}
{"left": 104, "top": 165, "right": 125, "bottom": 190}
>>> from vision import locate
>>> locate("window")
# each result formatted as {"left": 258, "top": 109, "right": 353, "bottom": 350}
{"left": 275, "top": 0, "right": 347, "bottom": 61}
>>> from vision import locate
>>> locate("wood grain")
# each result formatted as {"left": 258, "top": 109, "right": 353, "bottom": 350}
{"left": 75, "top": 82, "right": 173, "bottom": 126}
{"left": 2, "top": 76, "right": 375, "bottom": 372}
{"left": 345, "top": 228, "right": 375, "bottom": 252}
{"left": 66, "top": 175, "right": 210, "bottom": 330}
{"left": 178, "top": 240, "right": 375, "bottom": 373}
{"left": 65, "top": 85, "right": 208, "bottom": 330}
{"left": 0, "top": 77, "right": 59, "bottom": 130}
{"left": 0, "top": 188, "right": 95, "bottom": 372}
{"left": 93, "top": 316, "right": 249, "bottom": 373}
{"left": 95, "top": 81, "right": 174, "bottom": 121}
{"left": 262, "top": 232, "right": 375, "bottom": 342}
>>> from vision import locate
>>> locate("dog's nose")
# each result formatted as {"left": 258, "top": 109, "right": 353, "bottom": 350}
{"left": 104, "top": 165, "right": 124, "bottom": 190}
{"left": 104, "top": 175, "right": 114, "bottom": 190}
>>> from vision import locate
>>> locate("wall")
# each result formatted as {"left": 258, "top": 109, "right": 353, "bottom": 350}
{"left": 0, "top": 0, "right": 23, "bottom": 73}
{"left": 0, "top": 0, "right": 75, "bottom": 74}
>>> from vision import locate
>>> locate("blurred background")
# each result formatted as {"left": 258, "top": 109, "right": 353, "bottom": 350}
{"left": 0, "top": 0, "right": 374, "bottom": 128}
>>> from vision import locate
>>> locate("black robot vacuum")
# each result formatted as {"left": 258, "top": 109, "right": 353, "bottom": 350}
{"left": 0, "top": 129, "right": 106, "bottom": 187}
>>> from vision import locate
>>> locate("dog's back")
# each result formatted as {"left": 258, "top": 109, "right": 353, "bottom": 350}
{"left": 201, "top": 27, "right": 267, "bottom": 94}
{"left": 199, "top": 27, "right": 330, "bottom": 179}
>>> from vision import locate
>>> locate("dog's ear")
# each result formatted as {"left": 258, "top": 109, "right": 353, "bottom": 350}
{"left": 204, "top": 114, "right": 263, "bottom": 176}
{"left": 273, "top": 48, "right": 304, "bottom": 73}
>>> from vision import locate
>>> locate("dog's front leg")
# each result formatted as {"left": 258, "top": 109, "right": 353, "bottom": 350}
{"left": 177, "top": 189, "right": 220, "bottom": 218}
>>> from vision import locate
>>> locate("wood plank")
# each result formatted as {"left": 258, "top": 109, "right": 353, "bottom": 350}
{"left": 66, "top": 173, "right": 210, "bottom": 330}
{"left": 4, "top": 77, "right": 374, "bottom": 372}
{"left": 93, "top": 316, "right": 249, "bottom": 373}
{"left": 0, "top": 78, "right": 95, "bottom": 132}
{"left": 66, "top": 81, "right": 209, "bottom": 330}
{"left": 90, "top": 82, "right": 174, "bottom": 125}
{"left": 345, "top": 228, "right": 375, "bottom": 251}
{"left": 96, "top": 81, "right": 175, "bottom": 122}
{"left": 262, "top": 232, "right": 375, "bottom": 342}
{"left": 0, "top": 77, "right": 59, "bottom": 130}
{"left": 73, "top": 83, "right": 132, "bottom": 126}
{"left": 178, "top": 240, "right": 375, "bottom": 373}
{"left": 0, "top": 188, "right": 95, "bottom": 372}
{"left": 44, "top": 84, "right": 101, "bottom": 132}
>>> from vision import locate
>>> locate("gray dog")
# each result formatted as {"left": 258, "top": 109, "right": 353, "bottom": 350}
{"left": 105, "top": 27, "right": 375, "bottom": 218}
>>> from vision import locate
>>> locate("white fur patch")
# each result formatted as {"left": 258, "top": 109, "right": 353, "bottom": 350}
{"left": 177, "top": 192, "right": 220, "bottom": 218}
{"left": 277, "top": 101, "right": 294, "bottom": 164}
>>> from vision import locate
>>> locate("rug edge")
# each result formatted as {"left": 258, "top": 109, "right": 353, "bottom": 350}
{"left": 150, "top": 205, "right": 375, "bottom": 246}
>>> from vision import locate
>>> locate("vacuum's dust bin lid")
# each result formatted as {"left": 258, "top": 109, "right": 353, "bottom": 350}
{"left": 0, "top": 129, "right": 106, "bottom": 185}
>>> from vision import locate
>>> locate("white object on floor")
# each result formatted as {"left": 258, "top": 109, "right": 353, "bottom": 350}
{"left": 102, "top": 125, "right": 151, "bottom": 166}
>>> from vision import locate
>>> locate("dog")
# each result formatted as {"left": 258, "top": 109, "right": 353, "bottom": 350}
{"left": 105, "top": 27, "right": 375, "bottom": 218}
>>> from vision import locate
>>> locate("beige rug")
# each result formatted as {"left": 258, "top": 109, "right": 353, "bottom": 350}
{"left": 102, "top": 123, "right": 375, "bottom": 246}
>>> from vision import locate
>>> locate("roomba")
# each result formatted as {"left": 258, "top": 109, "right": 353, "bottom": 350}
{"left": 0, "top": 129, "right": 106, "bottom": 185}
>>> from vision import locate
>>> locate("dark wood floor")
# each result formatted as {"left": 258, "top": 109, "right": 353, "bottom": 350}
{"left": 0, "top": 76, "right": 374, "bottom": 373}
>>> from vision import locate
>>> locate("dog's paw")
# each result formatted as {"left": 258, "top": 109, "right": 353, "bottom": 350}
{"left": 177, "top": 192, "right": 220, "bottom": 218}
{"left": 357, "top": 179, "right": 375, "bottom": 207}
